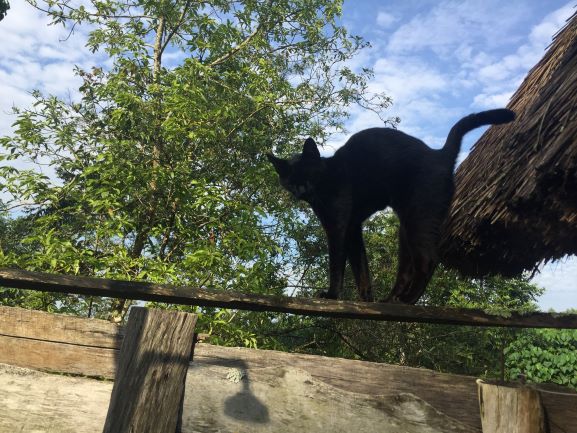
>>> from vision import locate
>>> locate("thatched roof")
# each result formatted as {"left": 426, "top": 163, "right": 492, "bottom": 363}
{"left": 440, "top": 10, "right": 577, "bottom": 278}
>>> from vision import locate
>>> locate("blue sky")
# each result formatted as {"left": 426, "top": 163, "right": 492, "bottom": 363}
{"left": 336, "top": 0, "right": 577, "bottom": 312}
{"left": 0, "top": 0, "right": 575, "bottom": 311}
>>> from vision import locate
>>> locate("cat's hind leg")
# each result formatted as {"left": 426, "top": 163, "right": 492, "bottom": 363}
{"left": 382, "top": 221, "right": 414, "bottom": 303}
{"left": 398, "top": 215, "right": 442, "bottom": 304}
{"left": 381, "top": 219, "right": 414, "bottom": 303}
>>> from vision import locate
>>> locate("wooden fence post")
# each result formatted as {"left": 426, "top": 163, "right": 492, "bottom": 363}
{"left": 477, "top": 379, "right": 545, "bottom": 433}
{"left": 103, "top": 307, "right": 197, "bottom": 433}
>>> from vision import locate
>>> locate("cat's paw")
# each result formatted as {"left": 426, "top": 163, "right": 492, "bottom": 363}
{"left": 318, "top": 290, "right": 338, "bottom": 300}
{"left": 379, "top": 293, "right": 406, "bottom": 304}
{"left": 360, "top": 292, "right": 374, "bottom": 303}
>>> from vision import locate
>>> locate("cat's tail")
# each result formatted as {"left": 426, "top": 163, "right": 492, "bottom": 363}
{"left": 442, "top": 108, "right": 515, "bottom": 164}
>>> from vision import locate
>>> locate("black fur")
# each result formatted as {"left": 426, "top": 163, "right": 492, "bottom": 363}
{"left": 268, "top": 109, "right": 515, "bottom": 304}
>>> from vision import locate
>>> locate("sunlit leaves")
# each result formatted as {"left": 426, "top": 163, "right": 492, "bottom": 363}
{"left": 2, "top": 1, "right": 387, "bottom": 332}
{"left": 506, "top": 326, "right": 577, "bottom": 389}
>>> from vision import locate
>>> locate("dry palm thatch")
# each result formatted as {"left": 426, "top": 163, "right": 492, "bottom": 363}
{"left": 440, "top": 10, "right": 577, "bottom": 278}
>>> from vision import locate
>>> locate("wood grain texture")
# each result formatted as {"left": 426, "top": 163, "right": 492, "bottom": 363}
{"left": 193, "top": 344, "right": 577, "bottom": 433}
{"left": 103, "top": 307, "right": 197, "bottom": 433}
{"left": 0, "top": 305, "right": 121, "bottom": 348}
{"left": 2, "top": 268, "right": 577, "bottom": 328}
{"left": 0, "top": 364, "right": 112, "bottom": 433}
{"left": 0, "top": 306, "right": 119, "bottom": 377}
{"left": 1, "top": 306, "right": 576, "bottom": 433}
{"left": 478, "top": 381, "right": 546, "bottom": 433}
{"left": 0, "top": 334, "right": 117, "bottom": 378}
{"left": 193, "top": 344, "right": 483, "bottom": 431}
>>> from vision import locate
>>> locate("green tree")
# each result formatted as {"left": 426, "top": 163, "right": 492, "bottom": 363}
{"left": 0, "top": 0, "right": 390, "bottom": 328}
{"left": 1, "top": 2, "right": 562, "bottom": 386}
{"left": 506, "top": 323, "right": 577, "bottom": 390}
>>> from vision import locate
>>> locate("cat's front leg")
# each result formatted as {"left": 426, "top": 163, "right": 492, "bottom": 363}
{"left": 321, "top": 224, "right": 348, "bottom": 300}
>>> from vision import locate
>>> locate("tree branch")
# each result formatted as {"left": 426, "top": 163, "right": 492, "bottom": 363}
{"left": 209, "top": 23, "right": 263, "bottom": 67}
{"left": 159, "top": 0, "right": 193, "bottom": 57}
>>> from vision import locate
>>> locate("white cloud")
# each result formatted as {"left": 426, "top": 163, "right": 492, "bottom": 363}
{"left": 386, "top": 0, "right": 531, "bottom": 56}
{"left": 376, "top": 12, "right": 398, "bottom": 28}
{"left": 456, "top": 150, "right": 469, "bottom": 167}
{"left": 372, "top": 58, "right": 447, "bottom": 100}
{"left": 471, "top": 2, "right": 574, "bottom": 108}
{"left": 473, "top": 91, "right": 514, "bottom": 108}
{"left": 359, "top": 55, "right": 466, "bottom": 147}
{"left": 343, "top": 1, "right": 576, "bottom": 145}
{"left": 0, "top": 1, "right": 91, "bottom": 61}
{"left": 380, "top": 1, "right": 574, "bottom": 112}
{"left": 529, "top": 4, "right": 574, "bottom": 45}
{"left": 0, "top": 1, "right": 98, "bottom": 137}
{"left": 0, "top": 1, "right": 101, "bottom": 206}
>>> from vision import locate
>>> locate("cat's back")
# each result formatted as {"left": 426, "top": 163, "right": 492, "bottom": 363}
{"left": 335, "top": 127, "right": 431, "bottom": 161}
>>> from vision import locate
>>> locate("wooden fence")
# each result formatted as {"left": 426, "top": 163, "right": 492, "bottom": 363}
{"left": 1, "top": 306, "right": 576, "bottom": 432}
{"left": 1, "top": 268, "right": 577, "bottom": 328}
{"left": 1, "top": 267, "right": 577, "bottom": 432}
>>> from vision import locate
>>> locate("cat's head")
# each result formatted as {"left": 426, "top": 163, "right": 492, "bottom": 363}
{"left": 267, "top": 137, "right": 324, "bottom": 202}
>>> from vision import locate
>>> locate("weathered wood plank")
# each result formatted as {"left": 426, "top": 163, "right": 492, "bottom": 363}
{"left": 0, "top": 306, "right": 119, "bottom": 377}
{"left": 0, "top": 306, "right": 576, "bottom": 433}
{"left": 2, "top": 268, "right": 577, "bottom": 328}
{"left": 193, "top": 344, "right": 577, "bottom": 433}
{"left": 0, "top": 364, "right": 112, "bottom": 433}
{"left": 478, "top": 380, "right": 546, "bottom": 433}
{"left": 0, "top": 306, "right": 121, "bottom": 348}
{"left": 182, "top": 361, "right": 477, "bottom": 433}
{"left": 103, "top": 307, "right": 197, "bottom": 433}
{"left": 193, "top": 344, "right": 483, "bottom": 431}
{"left": 0, "top": 334, "right": 117, "bottom": 378}
{"left": 538, "top": 386, "right": 577, "bottom": 433}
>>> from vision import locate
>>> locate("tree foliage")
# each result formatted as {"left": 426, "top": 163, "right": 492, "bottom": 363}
{"left": 506, "top": 323, "right": 577, "bottom": 389}
{"left": 0, "top": 0, "right": 9, "bottom": 21}
{"left": 0, "top": 0, "right": 390, "bottom": 322}
{"left": 0, "top": 0, "right": 571, "bottom": 389}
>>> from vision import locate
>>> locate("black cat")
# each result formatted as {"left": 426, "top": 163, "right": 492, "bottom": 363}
{"left": 268, "top": 109, "right": 515, "bottom": 304}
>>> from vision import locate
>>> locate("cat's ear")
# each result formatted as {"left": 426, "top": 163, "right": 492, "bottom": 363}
{"left": 267, "top": 153, "right": 290, "bottom": 177}
{"left": 302, "top": 137, "right": 320, "bottom": 160}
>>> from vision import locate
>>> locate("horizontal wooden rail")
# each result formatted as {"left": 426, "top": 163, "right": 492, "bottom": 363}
{"left": 1, "top": 268, "right": 576, "bottom": 328}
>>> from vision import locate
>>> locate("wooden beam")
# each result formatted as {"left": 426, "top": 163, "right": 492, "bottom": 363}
{"left": 1, "top": 268, "right": 576, "bottom": 328}
{"left": 1, "top": 305, "right": 576, "bottom": 433}
{"left": 0, "top": 306, "right": 119, "bottom": 378}
{"left": 0, "top": 305, "right": 121, "bottom": 348}
{"left": 103, "top": 307, "right": 197, "bottom": 433}
{"left": 477, "top": 380, "right": 546, "bottom": 433}
{"left": 0, "top": 335, "right": 117, "bottom": 378}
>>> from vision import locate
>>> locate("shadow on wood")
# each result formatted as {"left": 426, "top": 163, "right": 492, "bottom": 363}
{"left": 1, "top": 307, "right": 576, "bottom": 432}
{"left": 103, "top": 307, "right": 197, "bottom": 433}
